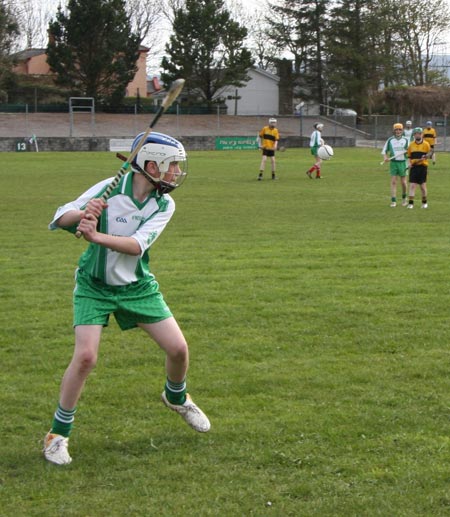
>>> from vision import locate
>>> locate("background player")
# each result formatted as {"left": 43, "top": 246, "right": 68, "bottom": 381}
{"left": 423, "top": 121, "right": 437, "bottom": 165}
{"left": 257, "top": 117, "right": 280, "bottom": 180}
{"left": 407, "top": 127, "right": 431, "bottom": 209}
{"left": 306, "top": 123, "right": 324, "bottom": 179}
{"left": 403, "top": 120, "right": 413, "bottom": 141}
{"left": 381, "top": 122, "right": 409, "bottom": 207}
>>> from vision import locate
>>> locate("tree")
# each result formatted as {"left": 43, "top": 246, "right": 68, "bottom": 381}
{"left": 227, "top": 1, "right": 278, "bottom": 72}
{"left": 10, "top": 0, "right": 52, "bottom": 49}
{"left": 297, "top": 0, "right": 328, "bottom": 110}
{"left": 160, "top": 0, "right": 254, "bottom": 104}
{"left": 267, "top": 0, "right": 329, "bottom": 109}
{"left": 395, "top": 0, "right": 450, "bottom": 86}
{"left": 326, "top": 0, "right": 382, "bottom": 114}
{"left": 268, "top": 0, "right": 310, "bottom": 76}
{"left": 0, "top": 0, "right": 19, "bottom": 101}
{"left": 248, "top": 12, "right": 279, "bottom": 72}
{"left": 126, "top": 0, "right": 166, "bottom": 71}
{"left": 46, "top": 0, "right": 140, "bottom": 106}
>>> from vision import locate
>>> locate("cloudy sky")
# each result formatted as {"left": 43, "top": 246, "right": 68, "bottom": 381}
{"left": 36, "top": 0, "right": 263, "bottom": 15}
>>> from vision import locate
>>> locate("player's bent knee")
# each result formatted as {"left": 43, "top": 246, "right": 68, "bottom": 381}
{"left": 168, "top": 340, "right": 188, "bottom": 362}
{"left": 75, "top": 351, "right": 98, "bottom": 373}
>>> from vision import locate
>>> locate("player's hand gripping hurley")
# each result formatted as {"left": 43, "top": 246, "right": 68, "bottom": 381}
{"left": 379, "top": 152, "right": 407, "bottom": 165}
{"left": 75, "top": 78, "right": 185, "bottom": 238}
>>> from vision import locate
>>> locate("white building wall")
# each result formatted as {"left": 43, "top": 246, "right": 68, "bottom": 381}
{"left": 220, "top": 69, "right": 279, "bottom": 116}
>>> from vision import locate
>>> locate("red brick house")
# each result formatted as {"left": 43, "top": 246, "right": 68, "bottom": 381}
{"left": 12, "top": 46, "right": 150, "bottom": 98}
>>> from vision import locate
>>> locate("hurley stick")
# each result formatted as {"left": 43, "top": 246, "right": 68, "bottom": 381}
{"left": 379, "top": 152, "right": 407, "bottom": 165}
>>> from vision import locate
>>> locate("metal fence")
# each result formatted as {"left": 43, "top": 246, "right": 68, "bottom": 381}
{"left": 0, "top": 104, "right": 448, "bottom": 152}
{"left": 321, "top": 113, "right": 448, "bottom": 152}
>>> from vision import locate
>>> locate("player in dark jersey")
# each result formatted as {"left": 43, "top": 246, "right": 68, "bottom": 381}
{"left": 407, "top": 127, "right": 431, "bottom": 209}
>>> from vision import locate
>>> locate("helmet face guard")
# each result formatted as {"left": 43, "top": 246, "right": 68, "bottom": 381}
{"left": 152, "top": 167, "right": 187, "bottom": 194}
{"left": 131, "top": 132, "right": 187, "bottom": 193}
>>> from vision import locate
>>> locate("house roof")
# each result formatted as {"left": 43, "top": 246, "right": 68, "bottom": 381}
{"left": 12, "top": 45, "right": 149, "bottom": 61}
{"left": 12, "top": 48, "right": 47, "bottom": 60}
{"left": 249, "top": 67, "right": 280, "bottom": 82}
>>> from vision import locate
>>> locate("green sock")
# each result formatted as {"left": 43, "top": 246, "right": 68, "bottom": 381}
{"left": 50, "top": 403, "right": 76, "bottom": 437}
{"left": 165, "top": 378, "right": 187, "bottom": 405}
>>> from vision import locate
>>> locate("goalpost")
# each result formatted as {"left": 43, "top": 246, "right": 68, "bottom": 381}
{"left": 69, "top": 97, "right": 95, "bottom": 137}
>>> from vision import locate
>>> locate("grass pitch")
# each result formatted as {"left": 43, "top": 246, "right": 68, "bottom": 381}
{"left": 1, "top": 148, "right": 450, "bottom": 516}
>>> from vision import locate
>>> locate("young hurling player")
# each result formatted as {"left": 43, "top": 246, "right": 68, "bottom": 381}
{"left": 43, "top": 132, "right": 210, "bottom": 466}
{"left": 257, "top": 117, "right": 280, "bottom": 180}
{"left": 423, "top": 121, "right": 437, "bottom": 165}
{"left": 306, "top": 123, "right": 324, "bottom": 179}
{"left": 407, "top": 127, "right": 431, "bottom": 209}
{"left": 381, "top": 123, "right": 409, "bottom": 207}
{"left": 403, "top": 120, "right": 413, "bottom": 142}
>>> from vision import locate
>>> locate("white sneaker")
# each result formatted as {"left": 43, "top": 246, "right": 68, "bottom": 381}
{"left": 162, "top": 392, "right": 210, "bottom": 433}
{"left": 43, "top": 432, "right": 72, "bottom": 465}
{"left": 407, "top": 204, "right": 414, "bottom": 209}
{"left": 422, "top": 203, "right": 428, "bottom": 209}
{"left": 390, "top": 202, "right": 396, "bottom": 207}
{"left": 402, "top": 199, "right": 408, "bottom": 207}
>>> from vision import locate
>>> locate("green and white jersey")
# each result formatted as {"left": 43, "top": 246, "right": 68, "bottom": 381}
{"left": 49, "top": 172, "right": 175, "bottom": 286}
{"left": 381, "top": 135, "right": 409, "bottom": 161}
{"left": 403, "top": 128, "right": 413, "bottom": 142}
{"left": 310, "top": 130, "right": 323, "bottom": 148}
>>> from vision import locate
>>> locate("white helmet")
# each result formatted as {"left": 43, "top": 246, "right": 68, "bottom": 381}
{"left": 269, "top": 117, "right": 277, "bottom": 125}
{"left": 131, "top": 132, "right": 187, "bottom": 193}
{"left": 406, "top": 120, "right": 412, "bottom": 126}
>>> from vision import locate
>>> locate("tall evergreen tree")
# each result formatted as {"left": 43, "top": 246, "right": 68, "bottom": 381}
{"left": 268, "top": 0, "right": 329, "bottom": 110}
{"left": 326, "top": 0, "right": 381, "bottom": 113}
{"left": 161, "top": 0, "right": 253, "bottom": 104}
{"left": 300, "top": 0, "right": 328, "bottom": 111}
{"left": 0, "top": 1, "right": 19, "bottom": 101}
{"left": 46, "top": 0, "right": 140, "bottom": 106}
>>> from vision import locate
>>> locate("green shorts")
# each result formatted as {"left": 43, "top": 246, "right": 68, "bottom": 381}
{"left": 73, "top": 269, "right": 172, "bottom": 330}
{"left": 390, "top": 161, "right": 408, "bottom": 177}
{"left": 311, "top": 146, "right": 318, "bottom": 157}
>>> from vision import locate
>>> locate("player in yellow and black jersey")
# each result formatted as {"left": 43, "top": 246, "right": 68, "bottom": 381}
{"left": 406, "top": 127, "right": 431, "bottom": 209}
{"left": 423, "top": 121, "right": 437, "bottom": 164}
{"left": 257, "top": 118, "right": 280, "bottom": 180}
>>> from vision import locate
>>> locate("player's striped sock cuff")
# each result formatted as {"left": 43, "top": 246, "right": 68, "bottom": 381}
{"left": 51, "top": 404, "right": 77, "bottom": 437}
{"left": 165, "top": 378, "right": 187, "bottom": 405}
